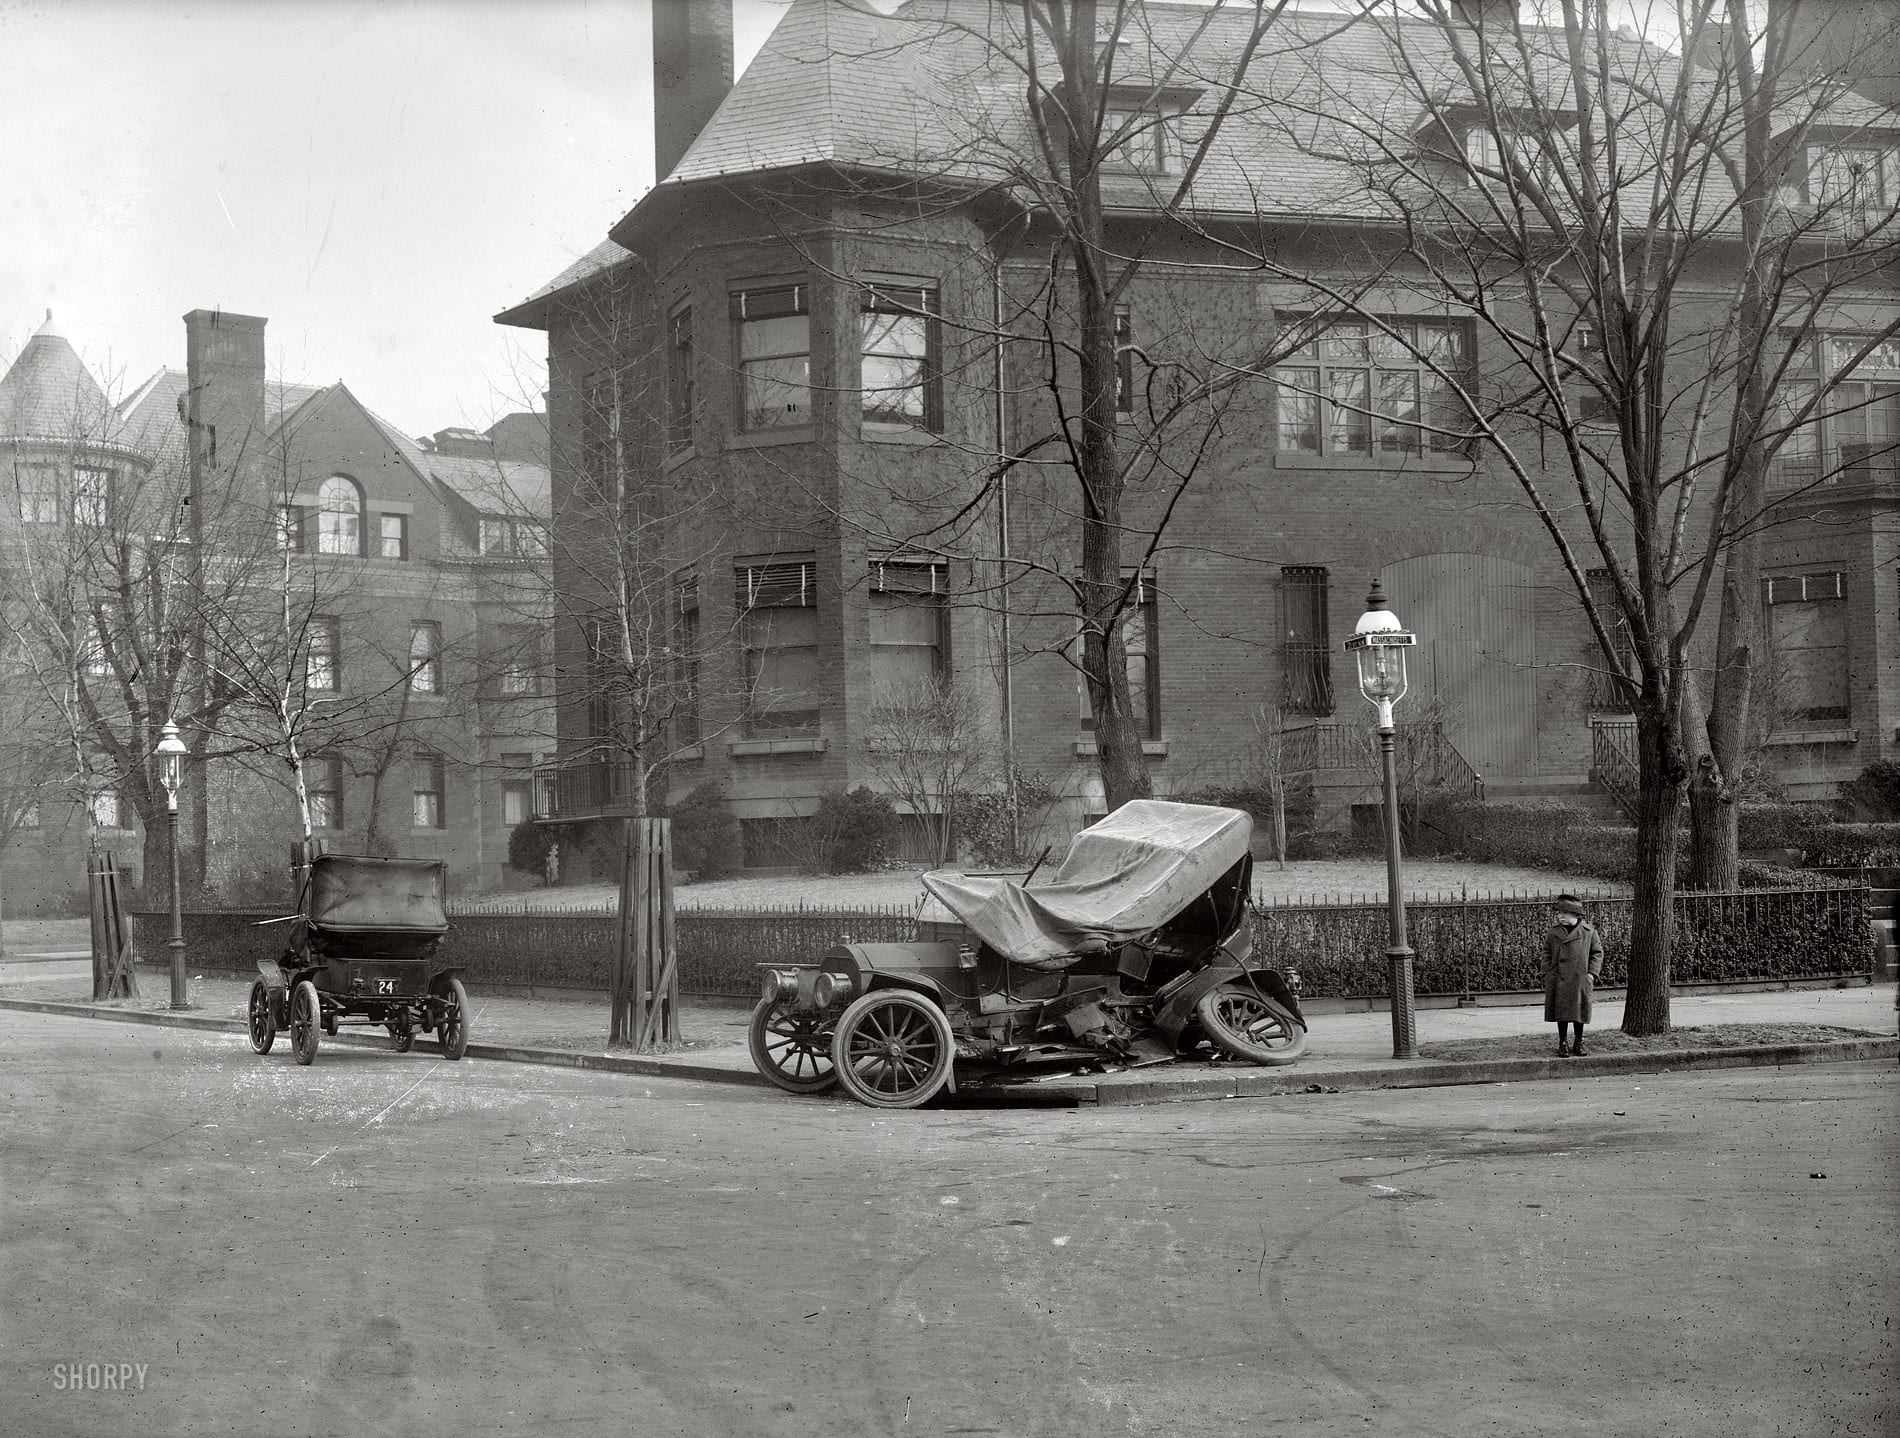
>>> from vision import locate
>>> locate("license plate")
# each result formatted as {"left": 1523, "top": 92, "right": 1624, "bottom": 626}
{"left": 374, "top": 978, "right": 397, "bottom": 995}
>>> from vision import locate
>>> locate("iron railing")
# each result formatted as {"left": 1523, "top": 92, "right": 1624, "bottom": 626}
{"left": 1590, "top": 717, "right": 1639, "bottom": 820}
{"left": 131, "top": 881, "right": 1871, "bottom": 1001}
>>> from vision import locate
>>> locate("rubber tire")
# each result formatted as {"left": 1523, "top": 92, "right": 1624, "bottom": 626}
{"left": 1194, "top": 981, "right": 1307, "bottom": 1066}
{"left": 830, "top": 989, "right": 955, "bottom": 1110}
{"left": 437, "top": 978, "right": 469, "bottom": 1060}
{"left": 248, "top": 981, "right": 277, "bottom": 1055}
{"left": 290, "top": 980, "right": 322, "bottom": 1067}
{"left": 389, "top": 1020, "right": 415, "bottom": 1054}
{"left": 748, "top": 998, "right": 838, "bottom": 1095}
{"left": 322, "top": 1008, "right": 338, "bottom": 1037}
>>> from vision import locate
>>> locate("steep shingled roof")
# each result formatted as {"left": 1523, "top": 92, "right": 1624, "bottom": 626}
{"left": 0, "top": 316, "right": 118, "bottom": 443}
{"left": 625, "top": 0, "right": 1885, "bottom": 230}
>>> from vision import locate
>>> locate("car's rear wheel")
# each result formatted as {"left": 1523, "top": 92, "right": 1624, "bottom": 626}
{"left": 247, "top": 980, "right": 276, "bottom": 1055}
{"left": 1195, "top": 981, "right": 1307, "bottom": 1065}
{"left": 748, "top": 998, "right": 838, "bottom": 1094}
{"left": 437, "top": 978, "right": 469, "bottom": 1060}
{"left": 831, "top": 990, "right": 954, "bottom": 1109}
{"left": 388, "top": 1016, "right": 415, "bottom": 1053}
{"left": 290, "top": 980, "right": 322, "bottom": 1066}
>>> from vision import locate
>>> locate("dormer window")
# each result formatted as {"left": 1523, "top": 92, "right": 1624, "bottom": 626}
{"left": 1807, "top": 143, "right": 1897, "bottom": 227}
{"left": 1464, "top": 126, "right": 1547, "bottom": 191}
{"left": 1103, "top": 100, "right": 1171, "bottom": 174}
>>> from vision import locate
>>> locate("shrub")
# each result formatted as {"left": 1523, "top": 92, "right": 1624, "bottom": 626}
{"left": 1175, "top": 777, "right": 1323, "bottom": 858}
{"left": 1804, "top": 822, "right": 1900, "bottom": 869}
{"left": 1837, "top": 762, "right": 1900, "bottom": 822}
{"left": 506, "top": 820, "right": 559, "bottom": 880}
{"left": 955, "top": 769, "right": 1060, "bottom": 868}
{"left": 1737, "top": 802, "right": 1829, "bottom": 854}
{"left": 808, "top": 788, "right": 899, "bottom": 874}
{"left": 1736, "top": 860, "right": 1853, "bottom": 889}
{"left": 667, "top": 782, "right": 742, "bottom": 880}
{"left": 1412, "top": 799, "right": 1636, "bottom": 881}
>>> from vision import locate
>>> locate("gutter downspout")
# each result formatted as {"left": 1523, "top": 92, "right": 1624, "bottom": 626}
{"left": 993, "top": 245, "right": 1019, "bottom": 858}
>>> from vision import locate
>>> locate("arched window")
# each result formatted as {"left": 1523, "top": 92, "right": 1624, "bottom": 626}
{"left": 316, "top": 476, "right": 362, "bottom": 555}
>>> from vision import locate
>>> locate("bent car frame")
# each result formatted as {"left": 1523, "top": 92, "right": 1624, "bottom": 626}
{"left": 750, "top": 800, "right": 1308, "bottom": 1108}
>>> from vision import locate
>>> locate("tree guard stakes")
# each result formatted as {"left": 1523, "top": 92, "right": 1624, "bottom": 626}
{"left": 1345, "top": 582, "right": 1420, "bottom": 1060}
{"left": 610, "top": 817, "right": 680, "bottom": 1050}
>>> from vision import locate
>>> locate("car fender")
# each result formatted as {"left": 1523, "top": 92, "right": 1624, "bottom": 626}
{"left": 256, "top": 958, "right": 288, "bottom": 989}
{"left": 428, "top": 966, "right": 466, "bottom": 988}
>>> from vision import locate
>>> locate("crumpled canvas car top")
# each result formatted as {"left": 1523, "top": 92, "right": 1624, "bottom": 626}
{"left": 922, "top": 800, "right": 1252, "bottom": 970}
{"left": 304, "top": 854, "right": 450, "bottom": 934}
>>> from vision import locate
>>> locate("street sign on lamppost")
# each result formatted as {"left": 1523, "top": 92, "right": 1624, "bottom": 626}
{"left": 1344, "top": 581, "right": 1419, "bottom": 1059}
{"left": 155, "top": 720, "right": 189, "bottom": 1010}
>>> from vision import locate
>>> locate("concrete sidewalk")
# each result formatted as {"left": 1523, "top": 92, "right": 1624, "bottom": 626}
{"left": 0, "top": 959, "right": 1892, "bottom": 1103}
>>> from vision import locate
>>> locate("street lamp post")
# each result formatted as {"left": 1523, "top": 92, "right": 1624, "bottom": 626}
{"left": 1345, "top": 581, "right": 1419, "bottom": 1059}
{"left": 155, "top": 721, "right": 189, "bottom": 1010}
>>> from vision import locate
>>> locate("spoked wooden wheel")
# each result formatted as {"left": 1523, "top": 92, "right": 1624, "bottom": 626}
{"left": 436, "top": 978, "right": 469, "bottom": 1060}
{"left": 748, "top": 998, "right": 838, "bottom": 1094}
{"left": 1195, "top": 981, "right": 1307, "bottom": 1065}
{"left": 247, "top": 981, "right": 277, "bottom": 1055}
{"left": 290, "top": 980, "right": 322, "bottom": 1066}
{"left": 830, "top": 990, "right": 954, "bottom": 1109}
{"left": 388, "top": 1017, "right": 415, "bottom": 1053}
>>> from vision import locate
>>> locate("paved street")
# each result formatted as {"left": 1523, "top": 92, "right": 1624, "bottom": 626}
{"left": 1, "top": 1009, "right": 1893, "bottom": 1438}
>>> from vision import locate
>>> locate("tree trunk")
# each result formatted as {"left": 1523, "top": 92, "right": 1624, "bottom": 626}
{"left": 1623, "top": 706, "right": 1684, "bottom": 1035}
{"left": 1687, "top": 768, "right": 1741, "bottom": 891}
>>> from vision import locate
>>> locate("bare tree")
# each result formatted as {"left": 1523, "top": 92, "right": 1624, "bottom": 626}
{"left": 862, "top": 677, "right": 993, "bottom": 866}
{"left": 1206, "top": 0, "right": 1899, "bottom": 1029}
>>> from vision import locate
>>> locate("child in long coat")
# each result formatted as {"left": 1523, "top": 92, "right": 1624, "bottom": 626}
{"left": 1544, "top": 895, "right": 1603, "bottom": 1056}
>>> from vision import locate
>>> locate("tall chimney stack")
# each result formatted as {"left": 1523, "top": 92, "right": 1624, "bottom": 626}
{"left": 182, "top": 308, "right": 267, "bottom": 519}
{"left": 653, "top": 0, "right": 735, "bottom": 183}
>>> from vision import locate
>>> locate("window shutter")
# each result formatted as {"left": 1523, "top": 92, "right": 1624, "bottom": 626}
{"left": 736, "top": 561, "right": 816, "bottom": 609}
{"left": 870, "top": 557, "right": 947, "bottom": 594}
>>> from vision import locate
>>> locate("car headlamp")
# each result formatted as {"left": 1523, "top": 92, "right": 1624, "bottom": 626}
{"left": 811, "top": 971, "right": 856, "bottom": 1008}
{"left": 759, "top": 969, "right": 801, "bottom": 1005}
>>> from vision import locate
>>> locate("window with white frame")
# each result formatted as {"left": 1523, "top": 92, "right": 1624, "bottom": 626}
{"left": 1464, "top": 127, "right": 1546, "bottom": 191}
{"left": 667, "top": 306, "right": 696, "bottom": 455}
{"left": 1771, "top": 334, "right": 1900, "bottom": 488}
{"left": 672, "top": 576, "right": 701, "bottom": 747}
{"left": 1115, "top": 307, "right": 1136, "bottom": 417}
{"left": 307, "top": 757, "right": 343, "bottom": 831}
{"left": 1761, "top": 571, "right": 1849, "bottom": 729}
{"left": 860, "top": 283, "right": 940, "bottom": 430}
{"left": 411, "top": 752, "right": 446, "bottom": 829}
{"left": 73, "top": 467, "right": 110, "bottom": 526}
{"left": 1078, "top": 573, "right": 1160, "bottom": 742}
{"left": 869, "top": 559, "right": 948, "bottom": 713}
{"left": 277, "top": 503, "right": 303, "bottom": 552}
{"left": 733, "top": 285, "right": 810, "bottom": 431}
{"left": 13, "top": 464, "right": 59, "bottom": 523}
{"left": 408, "top": 622, "right": 442, "bottom": 694}
{"left": 377, "top": 512, "right": 408, "bottom": 560}
{"left": 480, "top": 515, "right": 546, "bottom": 557}
{"left": 1103, "top": 100, "right": 1171, "bottom": 174}
{"left": 500, "top": 752, "right": 535, "bottom": 827}
{"left": 737, "top": 559, "right": 819, "bottom": 738}
{"left": 1807, "top": 143, "right": 1898, "bottom": 228}
{"left": 307, "top": 615, "right": 340, "bottom": 692}
{"left": 581, "top": 369, "right": 620, "bottom": 497}
{"left": 316, "top": 476, "right": 363, "bottom": 555}
{"left": 1274, "top": 320, "right": 1471, "bottom": 457}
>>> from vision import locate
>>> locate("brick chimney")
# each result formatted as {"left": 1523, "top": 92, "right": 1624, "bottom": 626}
{"left": 1450, "top": 0, "right": 1519, "bottom": 31}
{"left": 182, "top": 308, "right": 267, "bottom": 519}
{"left": 653, "top": 0, "right": 734, "bottom": 182}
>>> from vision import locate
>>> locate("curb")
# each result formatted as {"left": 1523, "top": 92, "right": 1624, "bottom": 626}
{"left": 2, "top": 995, "right": 1892, "bottom": 1103}
{"left": 0, "top": 996, "right": 767, "bottom": 1087}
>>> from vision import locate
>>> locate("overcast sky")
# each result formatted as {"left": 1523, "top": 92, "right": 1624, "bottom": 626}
{"left": 0, "top": 0, "right": 791, "bottom": 437}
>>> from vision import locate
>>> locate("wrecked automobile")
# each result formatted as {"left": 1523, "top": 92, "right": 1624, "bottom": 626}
{"left": 750, "top": 800, "right": 1307, "bottom": 1108}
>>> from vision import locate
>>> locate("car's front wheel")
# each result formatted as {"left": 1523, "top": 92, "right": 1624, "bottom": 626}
{"left": 748, "top": 998, "right": 838, "bottom": 1094}
{"left": 1195, "top": 980, "right": 1307, "bottom": 1065}
{"left": 830, "top": 990, "right": 954, "bottom": 1109}
{"left": 290, "top": 980, "right": 322, "bottom": 1066}
{"left": 247, "top": 980, "right": 276, "bottom": 1055}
